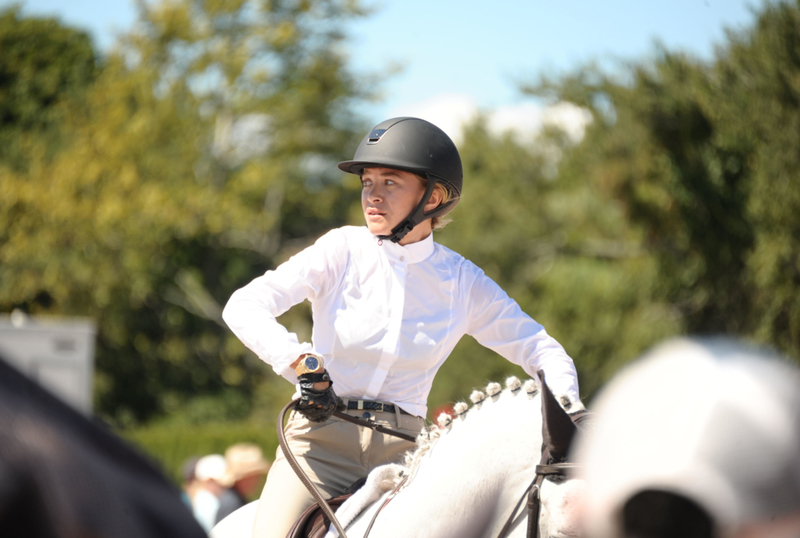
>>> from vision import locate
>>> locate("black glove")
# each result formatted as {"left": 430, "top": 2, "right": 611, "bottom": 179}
{"left": 296, "top": 370, "right": 339, "bottom": 422}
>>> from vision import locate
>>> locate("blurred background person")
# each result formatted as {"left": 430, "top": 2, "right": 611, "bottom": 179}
{"left": 573, "top": 337, "right": 800, "bottom": 538}
{"left": 180, "top": 456, "right": 201, "bottom": 509}
{"left": 192, "top": 454, "right": 228, "bottom": 533}
{"left": 214, "top": 442, "right": 271, "bottom": 525}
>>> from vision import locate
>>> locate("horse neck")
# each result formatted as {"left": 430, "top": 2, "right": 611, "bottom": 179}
{"left": 367, "top": 388, "right": 545, "bottom": 537}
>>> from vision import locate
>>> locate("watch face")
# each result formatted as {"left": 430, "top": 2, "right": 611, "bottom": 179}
{"left": 304, "top": 356, "right": 320, "bottom": 371}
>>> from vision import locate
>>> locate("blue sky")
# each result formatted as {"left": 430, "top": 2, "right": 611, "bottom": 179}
{"left": 2, "top": 0, "right": 761, "bottom": 139}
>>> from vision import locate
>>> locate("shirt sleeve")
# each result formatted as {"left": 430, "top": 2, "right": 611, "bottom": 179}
{"left": 464, "top": 267, "right": 580, "bottom": 403}
{"left": 221, "top": 229, "right": 347, "bottom": 383}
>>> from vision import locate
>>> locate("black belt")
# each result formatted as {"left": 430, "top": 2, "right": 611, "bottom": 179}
{"left": 345, "top": 400, "right": 411, "bottom": 415}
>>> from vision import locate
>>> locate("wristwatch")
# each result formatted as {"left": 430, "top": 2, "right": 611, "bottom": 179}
{"left": 295, "top": 353, "right": 325, "bottom": 376}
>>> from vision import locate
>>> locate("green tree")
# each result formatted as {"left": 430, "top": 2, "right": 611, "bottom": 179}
{"left": 720, "top": 1, "right": 800, "bottom": 357}
{"left": 517, "top": 0, "right": 800, "bottom": 376}
{"left": 429, "top": 117, "right": 680, "bottom": 406}
{"left": 0, "top": 5, "right": 97, "bottom": 168}
{"left": 0, "top": 0, "right": 369, "bottom": 424}
{"left": 432, "top": 1, "right": 800, "bottom": 404}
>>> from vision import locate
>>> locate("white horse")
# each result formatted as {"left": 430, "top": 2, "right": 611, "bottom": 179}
{"left": 212, "top": 372, "right": 587, "bottom": 538}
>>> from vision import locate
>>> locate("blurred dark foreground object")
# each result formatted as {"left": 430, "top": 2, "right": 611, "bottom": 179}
{"left": 0, "top": 354, "right": 207, "bottom": 538}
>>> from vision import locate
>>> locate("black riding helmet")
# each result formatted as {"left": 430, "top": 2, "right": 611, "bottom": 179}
{"left": 338, "top": 117, "right": 463, "bottom": 243}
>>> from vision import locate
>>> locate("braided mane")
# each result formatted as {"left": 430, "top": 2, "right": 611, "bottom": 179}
{"left": 401, "top": 376, "right": 540, "bottom": 474}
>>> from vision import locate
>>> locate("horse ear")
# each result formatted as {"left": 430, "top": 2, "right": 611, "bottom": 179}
{"left": 537, "top": 370, "right": 577, "bottom": 461}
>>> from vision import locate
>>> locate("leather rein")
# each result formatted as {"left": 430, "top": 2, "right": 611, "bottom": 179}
{"left": 278, "top": 400, "right": 416, "bottom": 538}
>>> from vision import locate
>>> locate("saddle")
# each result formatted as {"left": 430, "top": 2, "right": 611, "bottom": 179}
{"left": 285, "top": 478, "right": 366, "bottom": 538}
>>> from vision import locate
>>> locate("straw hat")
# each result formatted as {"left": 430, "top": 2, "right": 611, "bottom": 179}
{"left": 221, "top": 443, "right": 271, "bottom": 487}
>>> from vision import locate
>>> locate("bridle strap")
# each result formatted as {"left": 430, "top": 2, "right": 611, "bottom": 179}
{"left": 526, "top": 478, "right": 543, "bottom": 538}
{"left": 530, "top": 462, "right": 579, "bottom": 538}
{"left": 535, "top": 463, "right": 580, "bottom": 475}
{"left": 497, "top": 461, "right": 579, "bottom": 538}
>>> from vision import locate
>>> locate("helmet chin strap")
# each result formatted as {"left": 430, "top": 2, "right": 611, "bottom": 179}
{"left": 377, "top": 177, "right": 443, "bottom": 244}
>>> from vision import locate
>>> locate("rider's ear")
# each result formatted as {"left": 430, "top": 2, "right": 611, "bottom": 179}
{"left": 424, "top": 185, "right": 444, "bottom": 212}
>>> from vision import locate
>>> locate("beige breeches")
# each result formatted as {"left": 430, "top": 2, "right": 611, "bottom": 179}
{"left": 252, "top": 406, "right": 424, "bottom": 538}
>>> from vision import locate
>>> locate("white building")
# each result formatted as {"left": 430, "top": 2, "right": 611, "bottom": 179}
{"left": 0, "top": 311, "right": 96, "bottom": 414}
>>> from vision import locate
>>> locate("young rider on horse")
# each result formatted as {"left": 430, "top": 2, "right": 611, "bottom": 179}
{"left": 222, "top": 117, "right": 581, "bottom": 537}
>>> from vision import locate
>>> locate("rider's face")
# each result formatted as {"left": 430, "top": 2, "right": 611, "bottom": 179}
{"left": 361, "top": 167, "right": 433, "bottom": 245}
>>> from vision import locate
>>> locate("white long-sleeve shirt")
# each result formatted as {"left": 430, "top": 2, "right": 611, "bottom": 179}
{"left": 222, "top": 226, "right": 579, "bottom": 417}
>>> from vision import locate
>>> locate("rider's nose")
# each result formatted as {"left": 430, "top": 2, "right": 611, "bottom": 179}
{"left": 366, "top": 185, "right": 383, "bottom": 201}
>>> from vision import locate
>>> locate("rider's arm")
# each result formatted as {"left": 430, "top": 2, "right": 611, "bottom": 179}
{"left": 222, "top": 229, "right": 347, "bottom": 383}
{"left": 463, "top": 267, "right": 580, "bottom": 403}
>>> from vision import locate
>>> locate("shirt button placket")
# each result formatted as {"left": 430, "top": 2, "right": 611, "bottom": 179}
{"left": 365, "top": 254, "right": 407, "bottom": 399}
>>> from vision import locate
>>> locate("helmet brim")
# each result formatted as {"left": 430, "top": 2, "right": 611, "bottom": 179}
{"left": 337, "top": 159, "right": 428, "bottom": 178}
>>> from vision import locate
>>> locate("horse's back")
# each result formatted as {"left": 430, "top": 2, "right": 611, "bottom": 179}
{"left": 209, "top": 500, "right": 258, "bottom": 538}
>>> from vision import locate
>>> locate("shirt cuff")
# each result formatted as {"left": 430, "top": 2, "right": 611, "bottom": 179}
{"left": 273, "top": 343, "right": 313, "bottom": 384}
{"left": 540, "top": 371, "right": 581, "bottom": 406}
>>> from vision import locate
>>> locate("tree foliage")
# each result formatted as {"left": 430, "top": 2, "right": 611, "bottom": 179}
{"left": 3, "top": 0, "right": 800, "bottom": 427}
{"left": 0, "top": 0, "right": 368, "bottom": 424}
{"left": 429, "top": 1, "right": 800, "bottom": 406}
{"left": 509, "top": 0, "right": 800, "bottom": 383}
{"left": 430, "top": 118, "right": 681, "bottom": 403}
{"left": 0, "top": 6, "right": 97, "bottom": 168}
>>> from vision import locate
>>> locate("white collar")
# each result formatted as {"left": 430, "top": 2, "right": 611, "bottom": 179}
{"left": 372, "top": 231, "right": 435, "bottom": 264}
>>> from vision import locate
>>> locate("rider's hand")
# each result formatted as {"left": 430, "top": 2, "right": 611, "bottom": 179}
{"left": 296, "top": 370, "right": 339, "bottom": 422}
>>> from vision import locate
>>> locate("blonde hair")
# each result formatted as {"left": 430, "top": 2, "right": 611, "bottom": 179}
{"left": 416, "top": 175, "right": 456, "bottom": 230}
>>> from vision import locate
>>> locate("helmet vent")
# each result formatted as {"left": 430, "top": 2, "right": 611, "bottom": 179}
{"left": 367, "top": 128, "right": 387, "bottom": 144}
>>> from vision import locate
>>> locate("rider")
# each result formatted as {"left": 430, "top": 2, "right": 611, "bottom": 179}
{"left": 222, "top": 117, "right": 581, "bottom": 537}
